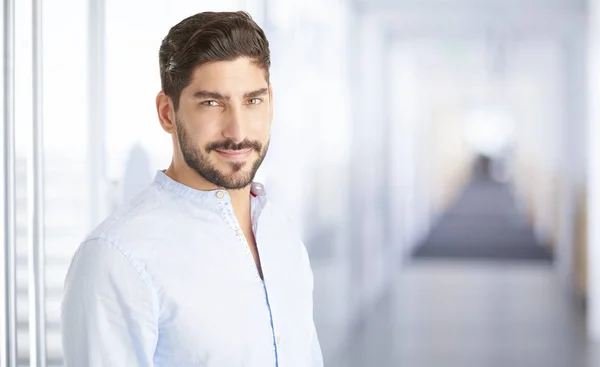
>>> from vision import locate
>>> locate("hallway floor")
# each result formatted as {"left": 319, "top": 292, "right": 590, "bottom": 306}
{"left": 413, "top": 176, "right": 552, "bottom": 261}
{"left": 327, "top": 176, "right": 597, "bottom": 366}
{"left": 332, "top": 260, "right": 597, "bottom": 367}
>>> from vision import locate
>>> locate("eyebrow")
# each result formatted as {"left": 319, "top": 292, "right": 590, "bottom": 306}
{"left": 192, "top": 87, "right": 268, "bottom": 101}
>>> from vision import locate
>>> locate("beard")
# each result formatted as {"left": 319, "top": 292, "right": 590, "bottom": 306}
{"left": 175, "top": 117, "right": 269, "bottom": 190}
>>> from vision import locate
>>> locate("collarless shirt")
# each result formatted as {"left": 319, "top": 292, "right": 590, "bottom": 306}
{"left": 61, "top": 171, "right": 323, "bottom": 367}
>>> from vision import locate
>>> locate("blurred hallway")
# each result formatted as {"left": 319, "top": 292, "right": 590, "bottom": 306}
{"left": 414, "top": 157, "right": 552, "bottom": 261}
{"left": 4, "top": 0, "right": 600, "bottom": 365}
{"left": 327, "top": 158, "right": 591, "bottom": 366}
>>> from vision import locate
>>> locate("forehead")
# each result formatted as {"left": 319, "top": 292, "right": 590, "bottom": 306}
{"left": 183, "top": 57, "right": 268, "bottom": 97}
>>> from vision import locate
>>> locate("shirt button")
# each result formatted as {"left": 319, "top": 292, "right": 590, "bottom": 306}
{"left": 276, "top": 336, "right": 281, "bottom": 345}
{"left": 216, "top": 191, "right": 225, "bottom": 199}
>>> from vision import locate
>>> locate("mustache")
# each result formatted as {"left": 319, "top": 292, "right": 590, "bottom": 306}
{"left": 206, "top": 139, "right": 262, "bottom": 153}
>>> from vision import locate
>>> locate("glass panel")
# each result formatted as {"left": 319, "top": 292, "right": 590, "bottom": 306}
{"left": 40, "top": 1, "right": 91, "bottom": 365}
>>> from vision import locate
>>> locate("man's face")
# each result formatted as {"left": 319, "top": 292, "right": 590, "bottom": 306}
{"left": 174, "top": 57, "right": 272, "bottom": 190}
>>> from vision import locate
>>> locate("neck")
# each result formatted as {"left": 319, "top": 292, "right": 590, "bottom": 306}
{"left": 227, "top": 188, "right": 252, "bottom": 222}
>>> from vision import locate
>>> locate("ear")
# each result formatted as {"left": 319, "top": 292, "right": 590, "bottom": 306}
{"left": 156, "top": 90, "right": 176, "bottom": 133}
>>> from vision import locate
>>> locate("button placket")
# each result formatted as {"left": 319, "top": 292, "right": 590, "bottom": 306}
{"left": 216, "top": 199, "right": 260, "bottom": 280}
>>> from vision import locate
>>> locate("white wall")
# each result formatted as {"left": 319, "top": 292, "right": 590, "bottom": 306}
{"left": 389, "top": 42, "right": 428, "bottom": 260}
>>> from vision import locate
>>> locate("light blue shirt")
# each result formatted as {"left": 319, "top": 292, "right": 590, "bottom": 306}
{"left": 61, "top": 171, "right": 323, "bottom": 367}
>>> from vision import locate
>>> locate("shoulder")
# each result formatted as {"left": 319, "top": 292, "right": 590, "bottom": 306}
{"left": 63, "top": 236, "right": 159, "bottom": 318}
{"left": 262, "top": 196, "right": 302, "bottom": 235}
{"left": 67, "top": 236, "right": 152, "bottom": 290}
{"left": 262, "top": 196, "right": 314, "bottom": 270}
{"left": 84, "top": 183, "right": 182, "bottom": 253}
{"left": 72, "top": 236, "right": 141, "bottom": 273}
{"left": 70, "top": 183, "right": 183, "bottom": 294}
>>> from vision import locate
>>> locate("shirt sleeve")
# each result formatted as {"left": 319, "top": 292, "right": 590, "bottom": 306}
{"left": 300, "top": 241, "right": 324, "bottom": 367}
{"left": 61, "top": 237, "right": 159, "bottom": 366}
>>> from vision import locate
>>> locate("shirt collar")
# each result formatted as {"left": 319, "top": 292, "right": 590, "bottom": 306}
{"left": 153, "top": 170, "right": 267, "bottom": 205}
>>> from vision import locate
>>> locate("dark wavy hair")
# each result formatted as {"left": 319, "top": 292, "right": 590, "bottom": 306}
{"left": 159, "top": 11, "right": 270, "bottom": 111}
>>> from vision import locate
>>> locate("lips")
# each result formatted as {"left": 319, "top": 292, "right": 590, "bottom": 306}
{"left": 215, "top": 149, "right": 252, "bottom": 160}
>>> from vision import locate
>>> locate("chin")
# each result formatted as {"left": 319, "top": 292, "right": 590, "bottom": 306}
{"left": 216, "top": 164, "right": 252, "bottom": 178}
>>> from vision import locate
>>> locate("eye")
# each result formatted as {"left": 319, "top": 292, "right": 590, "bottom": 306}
{"left": 201, "top": 100, "right": 220, "bottom": 107}
{"left": 247, "top": 98, "right": 263, "bottom": 105}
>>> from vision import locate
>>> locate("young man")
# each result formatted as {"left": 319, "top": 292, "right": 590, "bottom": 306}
{"left": 61, "top": 11, "right": 323, "bottom": 367}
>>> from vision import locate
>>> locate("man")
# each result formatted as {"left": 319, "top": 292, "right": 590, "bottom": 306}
{"left": 61, "top": 11, "right": 323, "bottom": 367}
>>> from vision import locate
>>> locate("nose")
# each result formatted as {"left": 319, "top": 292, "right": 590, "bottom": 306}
{"left": 222, "top": 105, "right": 246, "bottom": 143}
